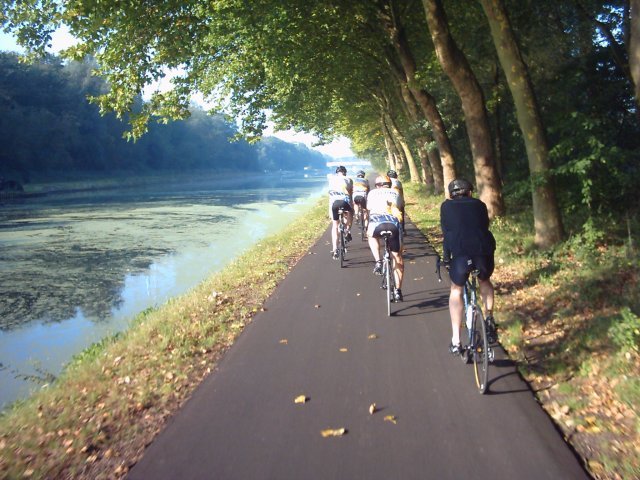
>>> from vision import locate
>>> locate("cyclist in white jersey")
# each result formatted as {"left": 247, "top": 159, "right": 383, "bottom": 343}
{"left": 367, "top": 175, "right": 404, "bottom": 301}
{"left": 328, "top": 165, "right": 353, "bottom": 259}
{"left": 387, "top": 169, "right": 405, "bottom": 233}
{"left": 352, "top": 170, "right": 370, "bottom": 229}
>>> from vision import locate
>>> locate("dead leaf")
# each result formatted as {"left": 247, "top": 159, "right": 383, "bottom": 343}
{"left": 320, "top": 428, "right": 346, "bottom": 437}
{"left": 384, "top": 415, "right": 397, "bottom": 424}
{"left": 294, "top": 395, "right": 307, "bottom": 404}
{"left": 279, "top": 339, "right": 288, "bottom": 344}
{"left": 368, "top": 334, "right": 378, "bottom": 340}
{"left": 339, "top": 348, "right": 348, "bottom": 352}
{"left": 369, "top": 403, "right": 377, "bottom": 415}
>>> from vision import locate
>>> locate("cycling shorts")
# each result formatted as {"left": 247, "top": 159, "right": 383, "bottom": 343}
{"left": 353, "top": 195, "right": 367, "bottom": 208}
{"left": 448, "top": 255, "right": 494, "bottom": 287}
{"left": 370, "top": 222, "right": 402, "bottom": 253}
{"left": 331, "top": 199, "right": 352, "bottom": 220}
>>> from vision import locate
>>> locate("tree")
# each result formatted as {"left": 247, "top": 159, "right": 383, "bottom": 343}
{"left": 422, "top": 0, "right": 505, "bottom": 218}
{"left": 631, "top": 0, "right": 640, "bottom": 105}
{"left": 478, "top": 0, "right": 564, "bottom": 247}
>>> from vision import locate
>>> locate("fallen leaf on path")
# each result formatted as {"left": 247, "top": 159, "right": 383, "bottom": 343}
{"left": 294, "top": 395, "right": 307, "bottom": 404}
{"left": 321, "top": 428, "right": 346, "bottom": 437}
{"left": 414, "top": 276, "right": 424, "bottom": 281}
{"left": 368, "top": 334, "right": 378, "bottom": 340}
{"left": 279, "top": 339, "right": 288, "bottom": 344}
{"left": 369, "top": 403, "right": 377, "bottom": 415}
{"left": 339, "top": 348, "right": 348, "bottom": 352}
{"left": 384, "top": 415, "right": 397, "bottom": 424}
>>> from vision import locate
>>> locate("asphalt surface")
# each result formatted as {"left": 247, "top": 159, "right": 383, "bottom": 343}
{"left": 128, "top": 220, "right": 589, "bottom": 480}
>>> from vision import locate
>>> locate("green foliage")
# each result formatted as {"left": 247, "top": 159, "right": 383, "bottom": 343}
{"left": 608, "top": 308, "right": 640, "bottom": 353}
{"left": 0, "top": 53, "right": 328, "bottom": 181}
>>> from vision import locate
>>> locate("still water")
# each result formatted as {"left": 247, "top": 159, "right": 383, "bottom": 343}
{"left": 0, "top": 173, "right": 327, "bottom": 409}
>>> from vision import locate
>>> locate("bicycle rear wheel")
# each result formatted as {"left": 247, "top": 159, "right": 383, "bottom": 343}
{"left": 384, "top": 257, "right": 393, "bottom": 316}
{"left": 472, "top": 307, "right": 489, "bottom": 394}
{"left": 339, "top": 227, "right": 345, "bottom": 268}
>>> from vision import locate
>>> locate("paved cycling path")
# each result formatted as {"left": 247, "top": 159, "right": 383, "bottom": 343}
{"left": 128, "top": 220, "right": 589, "bottom": 480}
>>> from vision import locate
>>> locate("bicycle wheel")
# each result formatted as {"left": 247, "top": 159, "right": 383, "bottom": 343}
{"left": 339, "top": 226, "right": 345, "bottom": 268}
{"left": 472, "top": 307, "right": 489, "bottom": 394}
{"left": 384, "top": 257, "right": 393, "bottom": 316}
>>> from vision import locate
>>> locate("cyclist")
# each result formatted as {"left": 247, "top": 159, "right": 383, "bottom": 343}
{"left": 352, "top": 170, "right": 370, "bottom": 230}
{"left": 387, "top": 170, "right": 405, "bottom": 234}
{"left": 328, "top": 165, "right": 353, "bottom": 259}
{"left": 367, "top": 175, "right": 404, "bottom": 302}
{"left": 440, "top": 178, "right": 497, "bottom": 354}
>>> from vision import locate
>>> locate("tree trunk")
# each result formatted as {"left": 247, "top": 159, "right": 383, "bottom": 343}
{"left": 382, "top": 116, "right": 400, "bottom": 171}
{"left": 424, "top": 132, "right": 444, "bottom": 194}
{"left": 385, "top": 113, "right": 420, "bottom": 181}
{"left": 631, "top": 0, "right": 640, "bottom": 107}
{"left": 422, "top": 0, "right": 505, "bottom": 217}
{"left": 381, "top": 2, "right": 455, "bottom": 195}
{"left": 378, "top": 87, "right": 421, "bottom": 182}
{"left": 397, "top": 80, "right": 436, "bottom": 190}
{"left": 479, "top": 0, "right": 564, "bottom": 247}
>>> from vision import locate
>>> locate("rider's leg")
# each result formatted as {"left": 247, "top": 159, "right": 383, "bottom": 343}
{"left": 479, "top": 278, "right": 494, "bottom": 316}
{"left": 331, "top": 219, "right": 339, "bottom": 252}
{"left": 449, "top": 284, "right": 464, "bottom": 345}
{"left": 391, "top": 251, "right": 404, "bottom": 289}
{"left": 368, "top": 236, "right": 381, "bottom": 262}
{"left": 346, "top": 209, "right": 353, "bottom": 232}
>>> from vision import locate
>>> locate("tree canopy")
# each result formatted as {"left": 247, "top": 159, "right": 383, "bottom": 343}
{"left": 2, "top": 0, "right": 638, "bottom": 246}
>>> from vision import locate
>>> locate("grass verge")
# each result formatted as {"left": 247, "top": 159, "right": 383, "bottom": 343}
{"left": 404, "top": 182, "right": 639, "bottom": 480}
{"left": 0, "top": 199, "right": 329, "bottom": 479}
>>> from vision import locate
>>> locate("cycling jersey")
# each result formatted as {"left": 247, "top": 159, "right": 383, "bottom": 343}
{"left": 366, "top": 187, "right": 403, "bottom": 221}
{"left": 440, "top": 196, "right": 495, "bottom": 259}
{"left": 352, "top": 177, "right": 370, "bottom": 196}
{"left": 390, "top": 178, "right": 404, "bottom": 204}
{"left": 328, "top": 174, "right": 353, "bottom": 219}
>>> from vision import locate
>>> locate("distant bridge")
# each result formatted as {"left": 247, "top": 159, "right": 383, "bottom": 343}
{"left": 326, "top": 160, "right": 371, "bottom": 168}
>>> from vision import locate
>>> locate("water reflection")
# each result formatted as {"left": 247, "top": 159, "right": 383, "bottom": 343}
{"left": 0, "top": 173, "right": 327, "bottom": 408}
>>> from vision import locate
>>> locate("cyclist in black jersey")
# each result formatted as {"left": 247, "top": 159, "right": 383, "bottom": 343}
{"left": 440, "top": 179, "right": 498, "bottom": 353}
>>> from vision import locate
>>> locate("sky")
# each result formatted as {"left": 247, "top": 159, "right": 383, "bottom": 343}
{"left": 0, "top": 30, "right": 355, "bottom": 159}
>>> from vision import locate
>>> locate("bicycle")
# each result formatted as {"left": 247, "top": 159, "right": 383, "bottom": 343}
{"left": 337, "top": 208, "right": 347, "bottom": 267}
{"left": 380, "top": 231, "right": 396, "bottom": 316}
{"left": 354, "top": 207, "right": 368, "bottom": 242}
{"left": 437, "top": 258, "right": 494, "bottom": 394}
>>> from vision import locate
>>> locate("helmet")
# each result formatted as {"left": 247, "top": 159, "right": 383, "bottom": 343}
{"left": 356, "top": 170, "right": 366, "bottom": 178}
{"left": 448, "top": 178, "right": 473, "bottom": 197}
{"left": 335, "top": 165, "right": 347, "bottom": 174}
{"left": 375, "top": 175, "right": 392, "bottom": 187}
{"left": 387, "top": 169, "right": 398, "bottom": 179}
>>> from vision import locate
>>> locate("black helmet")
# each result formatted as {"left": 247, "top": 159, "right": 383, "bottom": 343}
{"left": 448, "top": 178, "right": 473, "bottom": 197}
{"left": 336, "top": 165, "right": 347, "bottom": 174}
{"left": 387, "top": 169, "right": 398, "bottom": 179}
{"left": 356, "top": 170, "right": 365, "bottom": 178}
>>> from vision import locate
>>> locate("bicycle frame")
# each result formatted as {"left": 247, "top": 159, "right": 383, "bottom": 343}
{"left": 337, "top": 208, "right": 347, "bottom": 267}
{"left": 462, "top": 269, "right": 493, "bottom": 394}
{"left": 380, "top": 232, "right": 396, "bottom": 316}
{"left": 436, "top": 257, "right": 493, "bottom": 394}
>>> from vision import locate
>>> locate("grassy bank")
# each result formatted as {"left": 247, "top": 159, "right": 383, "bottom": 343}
{"left": 0, "top": 199, "right": 330, "bottom": 479}
{"left": 403, "top": 183, "right": 639, "bottom": 480}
